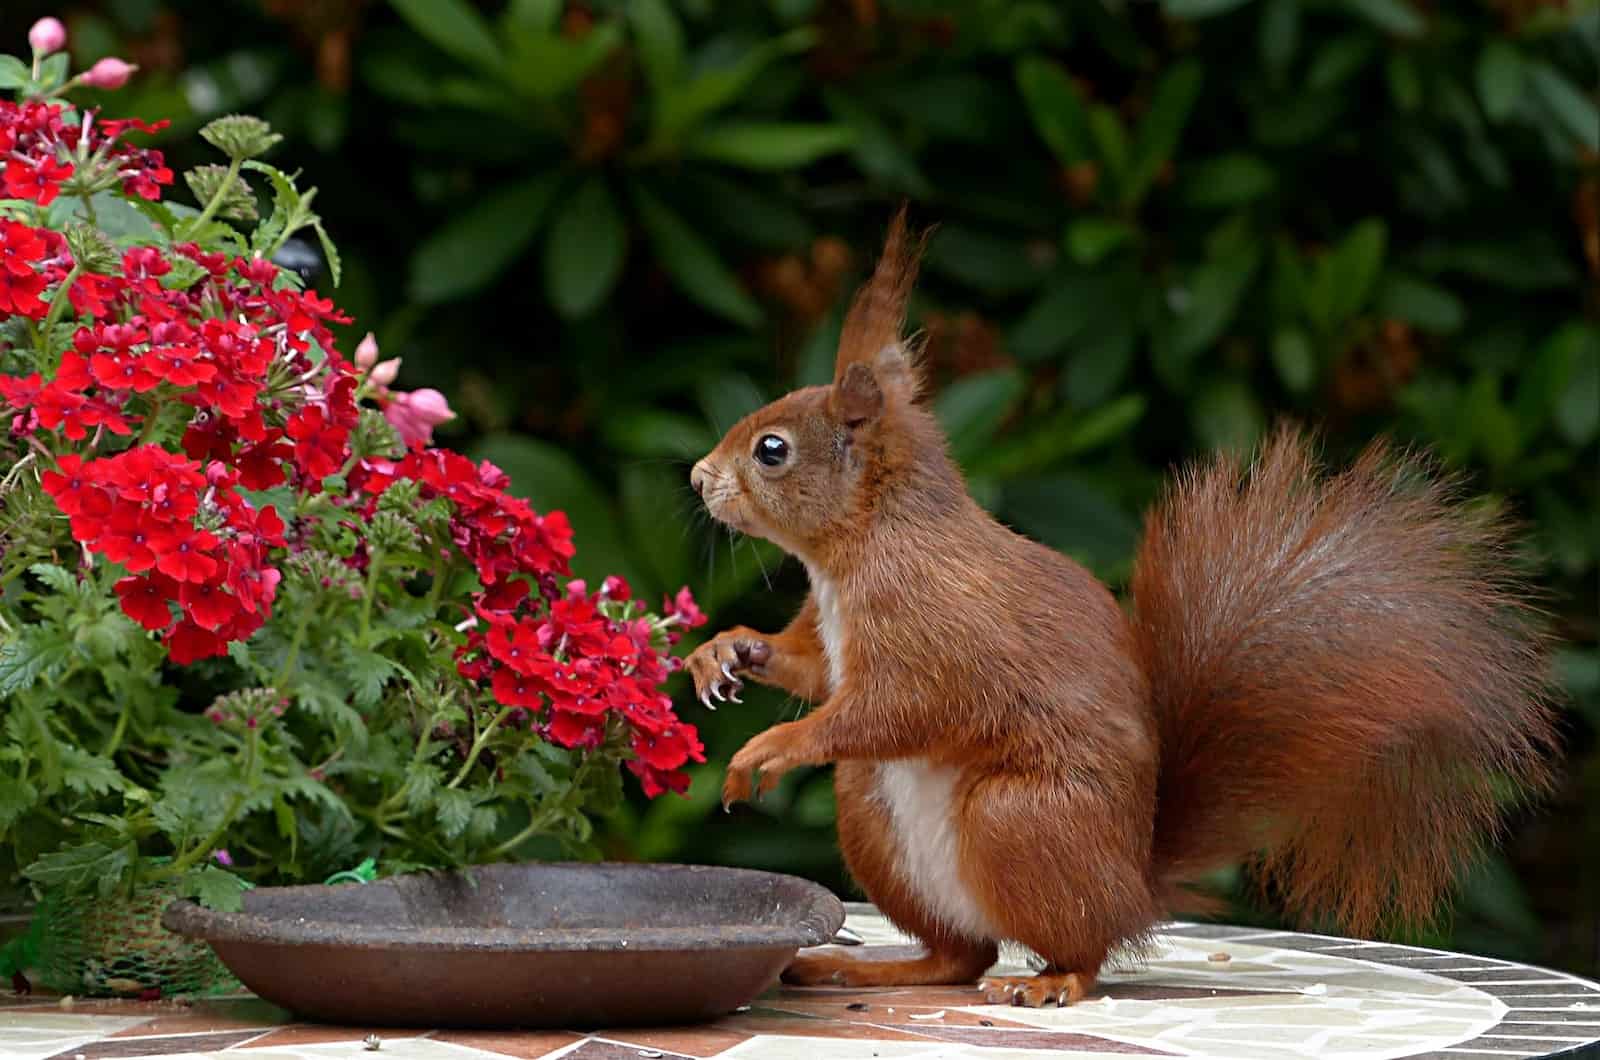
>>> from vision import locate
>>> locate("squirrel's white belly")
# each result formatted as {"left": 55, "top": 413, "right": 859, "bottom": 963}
{"left": 807, "top": 567, "right": 998, "bottom": 940}
{"left": 874, "top": 760, "right": 1000, "bottom": 941}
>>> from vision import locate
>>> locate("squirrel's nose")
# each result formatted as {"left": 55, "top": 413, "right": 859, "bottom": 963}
{"left": 690, "top": 461, "right": 709, "bottom": 499}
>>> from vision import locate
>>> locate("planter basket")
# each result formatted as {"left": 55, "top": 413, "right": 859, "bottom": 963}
{"left": 33, "top": 881, "right": 239, "bottom": 998}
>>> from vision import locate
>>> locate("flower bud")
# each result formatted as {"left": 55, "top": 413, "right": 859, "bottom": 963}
{"left": 354, "top": 332, "right": 380, "bottom": 370}
{"left": 369, "top": 357, "right": 401, "bottom": 388}
{"left": 382, "top": 388, "right": 456, "bottom": 446}
{"left": 602, "top": 575, "right": 631, "bottom": 601}
{"left": 82, "top": 57, "right": 136, "bottom": 90}
{"left": 28, "top": 17, "right": 66, "bottom": 56}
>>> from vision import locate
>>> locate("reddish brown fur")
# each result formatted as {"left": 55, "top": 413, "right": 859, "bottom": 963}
{"left": 685, "top": 215, "right": 1557, "bottom": 1004}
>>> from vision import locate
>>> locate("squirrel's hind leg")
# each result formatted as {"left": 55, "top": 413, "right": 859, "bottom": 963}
{"left": 785, "top": 761, "right": 998, "bottom": 988}
{"left": 977, "top": 970, "right": 1095, "bottom": 1007}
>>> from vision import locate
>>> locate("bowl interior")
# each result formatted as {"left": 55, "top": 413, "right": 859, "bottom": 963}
{"left": 173, "top": 862, "right": 843, "bottom": 951}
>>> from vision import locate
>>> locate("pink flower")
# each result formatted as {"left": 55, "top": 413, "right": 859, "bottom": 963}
{"left": 369, "top": 357, "right": 401, "bottom": 388}
{"left": 383, "top": 388, "right": 455, "bottom": 446}
{"left": 82, "top": 57, "right": 136, "bottom": 90}
{"left": 353, "top": 332, "right": 379, "bottom": 370}
{"left": 212, "top": 848, "right": 234, "bottom": 867}
{"left": 28, "top": 17, "right": 66, "bottom": 55}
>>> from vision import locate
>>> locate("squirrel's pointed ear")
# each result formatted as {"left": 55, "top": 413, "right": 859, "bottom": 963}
{"left": 834, "top": 206, "right": 928, "bottom": 396}
{"left": 831, "top": 362, "right": 884, "bottom": 428}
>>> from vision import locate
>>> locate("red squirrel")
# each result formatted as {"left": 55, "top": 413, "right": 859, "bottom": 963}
{"left": 685, "top": 211, "right": 1557, "bottom": 1007}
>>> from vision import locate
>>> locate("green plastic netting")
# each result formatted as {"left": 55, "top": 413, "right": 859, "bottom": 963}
{"left": 31, "top": 881, "right": 239, "bottom": 998}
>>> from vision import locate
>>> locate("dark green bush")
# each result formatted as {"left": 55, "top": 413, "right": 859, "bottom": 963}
{"left": 6, "top": 0, "right": 1594, "bottom": 973}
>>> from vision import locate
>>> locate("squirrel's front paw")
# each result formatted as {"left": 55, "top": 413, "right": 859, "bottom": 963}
{"left": 686, "top": 629, "right": 772, "bottom": 708}
{"left": 722, "top": 723, "right": 804, "bottom": 809}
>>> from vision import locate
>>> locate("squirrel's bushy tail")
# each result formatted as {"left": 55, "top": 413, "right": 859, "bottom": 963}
{"left": 1132, "top": 427, "right": 1558, "bottom": 936}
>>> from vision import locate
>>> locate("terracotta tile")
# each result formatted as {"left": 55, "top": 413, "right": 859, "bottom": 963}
{"left": 559, "top": 1041, "right": 696, "bottom": 1060}
{"left": 235, "top": 1024, "right": 419, "bottom": 1048}
{"left": 43, "top": 1029, "right": 268, "bottom": 1058}
{"left": 584, "top": 1028, "right": 753, "bottom": 1058}
{"left": 110, "top": 1001, "right": 290, "bottom": 1038}
{"left": 432, "top": 1029, "right": 586, "bottom": 1058}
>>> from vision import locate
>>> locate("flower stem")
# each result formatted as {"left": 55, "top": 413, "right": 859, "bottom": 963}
{"left": 447, "top": 707, "right": 512, "bottom": 790}
{"left": 358, "top": 548, "right": 385, "bottom": 643}
{"left": 182, "top": 156, "right": 242, "bottom": 238}
{"left": 38, "top": 263, "right": 82, "bottom": 349}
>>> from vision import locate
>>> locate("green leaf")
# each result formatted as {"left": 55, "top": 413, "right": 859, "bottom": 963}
{"left": 0, "top": 56, "right": 29, "bottom": 90}
{"left": 1345, "top": 0, "right": 1425, "bottom": 37}
{"left": 1010, "top": 270, "right": 1128, "bottom": 363}
{"left": 1261, "top": 0, "right": 1301, "bottom": 75}
{"left": 1554, "top": 330, "right": 1599, "bottom": 447}
{"left": 338, "top": 648, "right": 400, "bottom": 709}
{"left": 1066, "top": 218, "right": 1137, "bottom": 265}
{"left": 936, "top": 370, "right": 1024, "bottom": 461}
{"left": 0, "top": 629, "right": 75, "bottom": 697}
{"left": 1163, "top": 0, "right": 1254, "bottom": 15}
{"left": 1125, "top": 61, "right": 1203, "bottom": 204}
{"left": 503, "top": 20, "right": 623, "bottom": 100}
{"left": 1271, "top": 328, "right": 1317, "bottom": 393}
{"left": 926, "top": 226, "right": 1052, "bottom": 295}
{"left": 629, "top": 0, "right": 685, "bottom": 92}
{"left": 0, "top": 776, "right": 37, "bottom": 831}
{"left": 1376, "top": 272, "right": 1464, "bottom": 333}
{"left": 1015, "top": 57, "right": 1094, "bottom": 164}
{"left": 1183, "top": 154, "right": 1277, "bottom": 208}
{"left": 28, "top": 563, "right": 79, "bottom": 595}
{"left": 1462, "top": 373, "right": 1520, "bottom": 468}
{"left": 1515, "top": 323, "right": 1593, "bottom": 439}
{"left": 1308, "top": 34, "right": 1376, "bottom": 92}
{"left": 388, "top": 0, "right": 504, "bottom": 74}
{"left": 1386, "top": 52, "right": 1423, "bottom": 111}
{"left": 1168, "top": 245, "right": 1263, "bottom": 360}
{"left": 1061, "top": 394, "right": 1147, "bottom": 454}
{"left": 697, "top": 373, "right": 767, "bottom": 432}
{"left": 435, "top": 788, "right": 472, "bottom": 839}
{"left": 632, "top": 184, "right": 761, "bottom": 327}
{"left": 686, "top": 122, "right": 855, "bottom": 170}
{"left": 1088, "top": 106, "right": 1130, "bottom": 184}
{"left": 1310, "top": 219, "right": 1386, "bottom": 329}
{"left": 544, "top": 179, "right": 627, "bottom": 318}
{"left": 651, "top": 28, "right": 817, "bottom": 146}
{"left": 181, "top": 866, "right": 251, "bottom": 912}
{"left": 1064, "top": 324, "right": 1136, "bottom": 407}
{"left": 1192, "top": 379, "right": 1266, "bottom": 452}
{"left": 60, "top": 747, "right": 126, "bottom": 796}
{"left": 601, "top": 409, "right": 716, "bottom": 461}
{"left": 1526, "top": 61, "right": 1600, "bottom": 152}
{"left": 23, "top": 841, "right": 136, "bottom": 897}
{"left": 621, "top": 465, "right": 693, "bottom": 595}
{"left": 409, "top": 173, "right": 562, "bottom": 303}
{"left": 1476, "top": 41, "right": 1525, "bottom": 122}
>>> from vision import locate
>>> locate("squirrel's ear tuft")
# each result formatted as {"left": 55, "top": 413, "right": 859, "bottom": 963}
{"left": 831, "top": 361, "right": 884, "bottom": 428}
{"left": 835, "top": 205, "right": 928, "bottom": 396}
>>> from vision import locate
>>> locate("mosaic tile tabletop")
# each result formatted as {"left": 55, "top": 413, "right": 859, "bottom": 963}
{"left": 4, "top": 905, "right": 1597, "bottom": 1060}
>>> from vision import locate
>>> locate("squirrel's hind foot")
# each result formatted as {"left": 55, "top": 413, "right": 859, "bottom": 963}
{"left": 977, "top": 970, "right": 1095, "bottom": 1007}
{"left": 783, "top": 943, "right": 995, "bottom": 988}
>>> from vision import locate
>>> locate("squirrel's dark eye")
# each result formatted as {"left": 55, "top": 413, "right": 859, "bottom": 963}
{"left": 754, "top": 434, "right": 789, "bottom": 467}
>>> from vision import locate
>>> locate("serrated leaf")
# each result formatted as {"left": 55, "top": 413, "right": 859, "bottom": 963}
{"left": 0, "top": 776, "right": 38, "bottom": 831}
{"left": 60, "top": 747, "right": 126, "bottom": 796}
{"left": 402, "top": 762, "right": 443, "bottom": 812}
{"left": 181, "top": 866, "right": 251, "bottom": 912}
{"left": 338, "top": 648, "right": 399, "bottom": 709}
{"left": 632, "top": 184, "right": 761, "bottom": 327}
{"left": 435, "top": 787, "right": 472, "bottom": 839}
{"left": 410, "top": 173, "right": 562, "bottom": 303}
{"left": 544, "top": 179, "right": 627, "bottom": 318}
{"left": 23, "top": 841, "right": 136, "bottom": 897}
{"left": 28, "top": 563, "right": 79, "bottom": 595}
{"left": 311, "top": 220, "right": 342, "bottom": 289}
{"left": 0, "top": 629, "right": 75, "bottom": 696}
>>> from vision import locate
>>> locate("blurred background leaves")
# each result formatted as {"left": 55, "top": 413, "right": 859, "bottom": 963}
{"left": 3, "top": 0, "right": 1595, "bottom": 974}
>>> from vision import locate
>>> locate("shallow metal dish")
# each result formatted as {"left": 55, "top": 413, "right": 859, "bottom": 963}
{"left": 162, "top": 862, "right": 844, "bottom": 1028}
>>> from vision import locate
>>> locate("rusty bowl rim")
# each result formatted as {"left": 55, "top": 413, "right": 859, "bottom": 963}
{"left": 161, "top": 862, "right": 844, "bottom": 954}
